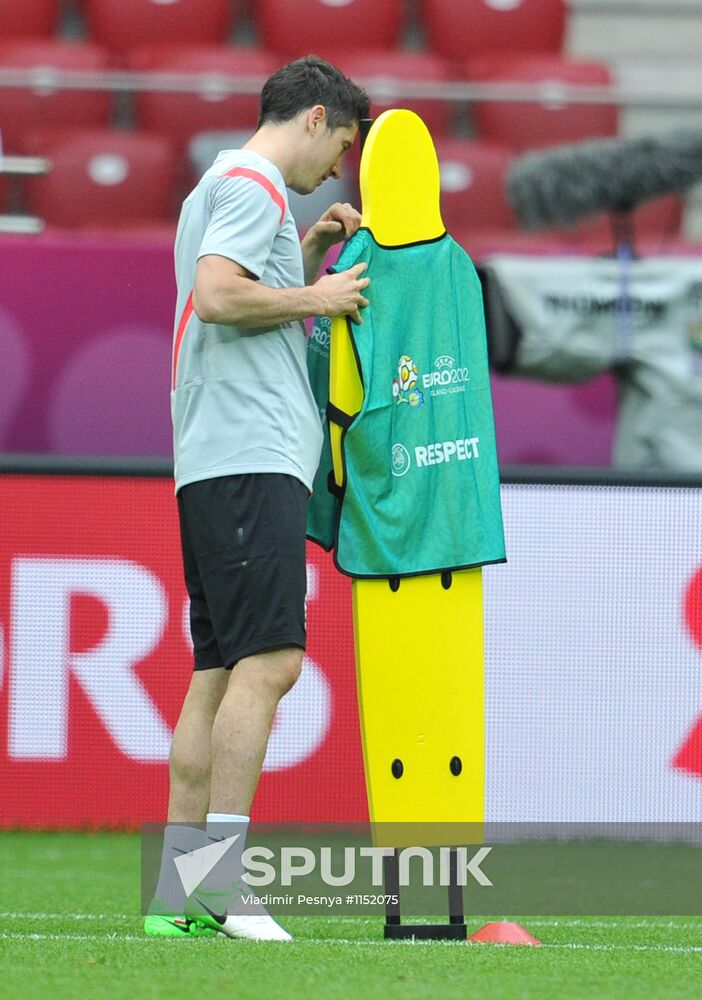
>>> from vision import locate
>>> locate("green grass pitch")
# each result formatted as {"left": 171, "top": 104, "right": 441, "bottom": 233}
{"left": 0, "top": 831, "right": 700, "bottom": 1000}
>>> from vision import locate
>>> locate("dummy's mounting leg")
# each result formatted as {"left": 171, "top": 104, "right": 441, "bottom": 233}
{"left": 382, "top": 849, "right": 467, "bottom": 941}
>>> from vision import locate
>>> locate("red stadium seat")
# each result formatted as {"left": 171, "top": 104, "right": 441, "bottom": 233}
{"left": 22, "top": 128, "right": 177, "bottom": 229}
{"left": 632, "top": 194, "right": 684, "bottom": 235}
{"left": 423, "top": 0, "right": 567, "bottom": 63}
{"left": 331, "top": 49, "right": 454, "bottom": 137}
{"left": 85, "top": 0, "right": 235, "bottom": 57}
{"left": 561, "top": 195, "right": 685, "bottom": 251}
{"left": 455, "top": 226, "right": 584, "bottom": 260}
{"left": 459, "top": 196, "right": 686, "bottom": 259}
{"left": 131, "top": 45, "right": 278, "bottom": 146}
{"left": 468, "top": 55, "right": 618, "bottom": 151}
{"left": 253, "top": 0, "right": 402, "bottom": 58}
{"left": 0, "top": 0, "right": 60, "bottom": 40}
{"left": 435, "top": 137, "right": 516, "bottom": 233}
{"left": 637, "top": 236, "right": 702, "bottom": 257}
{"left": 0, "top": 41, "right": 111, "bottom": 152}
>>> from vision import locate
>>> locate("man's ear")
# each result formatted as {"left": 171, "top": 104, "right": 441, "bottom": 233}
{"left": 307, "top": 104, "right": 327, "bottom": 134}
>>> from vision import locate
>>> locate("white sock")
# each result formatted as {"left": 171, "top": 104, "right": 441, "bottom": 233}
{"left": 201, "top": 813, "right": 250, "bottom": 900}
{"left": 206, "top": 812, "right": 249, "bottom": 868}
{"left": 207, "top": 812, "right": 250, "bottom": 837}
{"left": 152, "top": 823, "right": 208, "bottom": 915}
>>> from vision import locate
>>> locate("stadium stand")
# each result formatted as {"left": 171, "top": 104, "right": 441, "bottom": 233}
{"left": 454, "top": 228, "right": 581, "bottom": 259}
{"left": 458, "top": 193, "right": 685, "bottom": 258}
{"left": 21, "top": 128, "right": 177, "bottom": 228}
{"left": 566, "top": 194, "right": 685, "bottom": 250}
{"left": 434, "top": 136, "right": 516, "bottom": 234}
{"left": 467, "top": 54, "right": 618, "bottom": 150}
{"left": 422, "top": 0, "right": 567, "bottom": 63}
{"left": 131, "top": 45, "right": 278, "bottom": 147}
{"left": 615, "top": 194, "right": 684, "bottom": 237}
{"left": 0, "top": 0, "right": 694, "bottom": 244}
{"left": 252, "top": 0, "right": 403, "bottom": 58}
{"left": 0, "top": 0, "right": 60, "bottom": 40}
{"left": 0, "top": 40, "right": 111, "bottom": 152}
{"left": 331, "top": 49, "right": 454, "bottom": 137}
{"left": 85, "top": 0, "right": 236, "bottom": 57}
{"left": 188, "top": 129, "right": 255, "bottom": 180}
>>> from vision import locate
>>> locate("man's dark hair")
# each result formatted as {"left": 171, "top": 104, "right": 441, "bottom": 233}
{"left": 258, "top": 55, "right": 370, "bottom": 131}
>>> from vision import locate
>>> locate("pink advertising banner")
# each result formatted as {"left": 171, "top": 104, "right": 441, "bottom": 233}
{"left": 0, "top": 232, "right": 616, "bottom": 464}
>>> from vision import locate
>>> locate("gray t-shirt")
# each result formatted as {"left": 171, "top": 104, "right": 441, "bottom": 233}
{"left": 171, "top": 148, "right": 323, "bottom": 493}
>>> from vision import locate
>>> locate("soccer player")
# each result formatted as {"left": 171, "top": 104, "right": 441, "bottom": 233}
{"left": 145, "top": 56, "right": 370, "bottom": 940}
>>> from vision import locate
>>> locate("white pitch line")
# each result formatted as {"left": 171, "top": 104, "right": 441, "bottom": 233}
{"left": 0, "top": 912, "right": 133, "bottom": 921}
{"left": 0, "top": 932, "right": 148, "bottom": 943}
{"left": 1, "top": 913, "right": 701, "bottom": 931}
{"left": 522, "top": 919, "right": 702, "bottom": 930}
{"left": 0, "top": 912, "right": 702, "bottom": 936}
{"left": 304, "top": 941, "right": 702, "bottom": 954}
{"left": 2, "top": 931, "right": 702, "bottom": 954}
{"left": 545, "top": 942, "right": 702, "bottom": 955}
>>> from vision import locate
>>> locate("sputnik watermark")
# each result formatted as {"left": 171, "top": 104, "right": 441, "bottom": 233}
{"left": 142, "top": 822, "right": 702, "bottom": 916}
{"left": 237, "top": 845, "right": 493, "bottom": 888}
{"left": 169, "top": 837, "right": 492, "bottom": 894}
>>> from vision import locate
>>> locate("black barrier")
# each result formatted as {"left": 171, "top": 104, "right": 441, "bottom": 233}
{"left": 1, "top": 453, "right": 701, "bottom": 490}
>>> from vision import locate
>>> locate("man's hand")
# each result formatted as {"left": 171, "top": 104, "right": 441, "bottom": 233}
{"left": 304, "top": 202, "right": 363, "bottom": 252}
{"left": 314, "top": 262, "right": 370, "bottom": 325}
{"left": 301, "top": 202, "right": 363, "bottom": 282}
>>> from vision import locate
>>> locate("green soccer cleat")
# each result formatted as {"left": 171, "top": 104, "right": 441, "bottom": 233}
{"left": 144, "top": 914, "right": 218, "bottom": 937}
{"left": 189, "top": 911, "right": 292, "bottom": 941}
{"left": 185, "top": 885, "right": 292, "bottom": 941}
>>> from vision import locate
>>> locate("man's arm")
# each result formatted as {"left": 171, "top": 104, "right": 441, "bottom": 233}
{"left": 193, "top": 254, "right": 370, "bottom": 328}
{"left": 301, "top": 202, "right": 362, "bottom": 283}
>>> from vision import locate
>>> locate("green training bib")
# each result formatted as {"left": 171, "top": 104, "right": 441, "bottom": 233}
{"left": 307, "top": 229, "right": 505, "bottom": 578}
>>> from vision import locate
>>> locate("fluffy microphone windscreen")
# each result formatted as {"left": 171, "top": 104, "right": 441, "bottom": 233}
{"left": 506, "top": 131, "right": 702, "bottom": 228}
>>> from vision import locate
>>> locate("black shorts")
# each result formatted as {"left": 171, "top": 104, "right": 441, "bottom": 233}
{"left": 177, "top": 473, "right": 309, "bottom": 670}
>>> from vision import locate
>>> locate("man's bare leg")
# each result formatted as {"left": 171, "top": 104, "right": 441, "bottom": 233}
{"left": 209, "top": 646, "right": 303, "bottom": 815}
{"left": 147, "top": 669, "right": 230, "bottom": 930}
{"left": 168, "top": 667, "right": 230, "bottom": 822}
{"left": 181, "top": 648, "right": 302, "bottom": 941}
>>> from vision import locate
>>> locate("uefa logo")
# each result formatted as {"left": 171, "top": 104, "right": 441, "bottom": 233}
{"left": 391, "top": 443, "right": 411, "bottom": 478}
